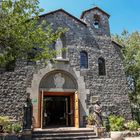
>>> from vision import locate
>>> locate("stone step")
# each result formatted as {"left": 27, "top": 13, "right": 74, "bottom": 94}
{"left": 32, "top": 128, "right": 97, "bottom": 140}
{"left": 32, "top": 135, "right": 97, "bottom": 140}
{"left": 33, "top": 131, "right": 96, "bottom": 137}
{"left": 33, "top": 129, "right": 94, "bottom": 134}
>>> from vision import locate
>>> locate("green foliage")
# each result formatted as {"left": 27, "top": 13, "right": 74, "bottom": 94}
{"left": 0, "top": 116, "right": 10, "bottom": 126}
{"left": 86, "top": 114, "right": 95, "bottom": 125}
{"left": 112, "top": 31, "right": 140, "bottom": 108}
{"left": 12, "top": 123, "right": 22, "bottom": 133}
{"left": 0, "top": 116, "right": 11, "bottom": 132}
{"left": 3, "top": 124, "right": 13, "bottom": 133}
{"left": 0, "top": 0, "right": 66, "bottom": 65}
{"left": 0, "top": 116, "right": 22, "bottom": 133}
{"left": 109, "top": 115, "right": 125, "bottom": 131}
{"left": 126, "top": 120, "right": 139, "bottom": 131}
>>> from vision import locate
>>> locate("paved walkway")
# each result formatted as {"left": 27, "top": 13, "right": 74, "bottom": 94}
{"left": 94, "top": 137, "right": 140, "bottom": 140}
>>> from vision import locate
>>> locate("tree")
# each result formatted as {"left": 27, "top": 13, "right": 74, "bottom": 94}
{"left": 112, "top": 31, "right": 140, "bottom": 105}
{"left": 0, "top": 0, "right": 64, "bottom": 65}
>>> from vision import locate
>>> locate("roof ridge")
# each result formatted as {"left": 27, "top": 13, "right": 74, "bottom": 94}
{"left": 80, "top": 6, "right": 110, "bottom": 19}
{"left": 39, "top": 9, "right": 87, "bottom": 26}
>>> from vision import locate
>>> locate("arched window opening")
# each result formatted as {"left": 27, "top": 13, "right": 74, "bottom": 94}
{"left": 93, "top": 14, "right": 100, "bottom": 29}
{"left": 98, "top": 57, "right": 106, "bottom": 75}
{"left": 80, "top": 51, "right": 88, "bottom": 69}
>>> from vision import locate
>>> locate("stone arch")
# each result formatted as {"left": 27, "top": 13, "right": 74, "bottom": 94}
{"left": 39, "top": 70, "right": 78, "bottom": 90}
{"left": 27, "top": 62, "right": 90, "bottom": 127}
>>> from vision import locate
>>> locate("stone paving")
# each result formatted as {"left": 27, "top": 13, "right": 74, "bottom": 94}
{"left": 94, "top": 137, "right": 140, "bottom": 140}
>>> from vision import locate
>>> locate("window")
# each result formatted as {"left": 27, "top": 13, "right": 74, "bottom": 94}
{"left": 80, "top": 51, "right": 88, "bottom": 69}
{"left": 98, "top": 57, "right": 106, "bottom": 75}
{"left": 93, "top": 15, "right": 100, "bottom": 29}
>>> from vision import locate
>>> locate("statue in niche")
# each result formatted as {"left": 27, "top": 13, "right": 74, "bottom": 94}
{"left": 54, "top": 73, "right": 65, "bottom": 88}
{"left": 55, "top": 37, "right": 63, "bottom": 59}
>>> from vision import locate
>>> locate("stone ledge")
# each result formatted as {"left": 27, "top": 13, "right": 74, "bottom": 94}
{"left": 54, "top": 58, "right": 69, "bottom": 62}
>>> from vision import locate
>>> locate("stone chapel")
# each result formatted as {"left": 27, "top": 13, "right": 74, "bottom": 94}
{"left": 0, "top": 7, "right": 132, "bottom": 128}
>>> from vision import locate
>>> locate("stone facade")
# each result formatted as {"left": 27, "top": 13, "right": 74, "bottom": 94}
{"left": 0, "top": 7, "right": 132, "bottom": 126}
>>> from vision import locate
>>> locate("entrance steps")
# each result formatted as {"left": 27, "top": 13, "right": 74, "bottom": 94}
{"left": 32, "top": 127, "right": 97, "bottom": 140}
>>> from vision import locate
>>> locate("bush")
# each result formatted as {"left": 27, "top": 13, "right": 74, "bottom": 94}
{"left": 3, "top": 124, "right": 13, "bottom": 133}
{"left": 86, "top": 114, "right": 95, "bottom": 125}
{"left": 12, "top": 123, "right": 22, "bottom": 133}
{"left": 109, "top": 115, "right": 125, "bottom": 131}
{"left": 0, "top": 116, "right": 10, "bottom": 132}
{"left": 0, "top": 116, "right": 22, "bottom": 133}
{"left": 126, "top": 120, "right": 139, "bottom": 131}
{"left": 0, "top": 116, "right": 10, "bottom": 126}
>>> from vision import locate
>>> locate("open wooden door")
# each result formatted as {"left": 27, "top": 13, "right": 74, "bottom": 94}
{"left": 41, "top": 90, "right": 44, "bottom": 129}
{"left": 74, "top": 91, "right": 79, "bottom": 128}
{"left": 65, "top": 97, "right": 69, "bottom": 126}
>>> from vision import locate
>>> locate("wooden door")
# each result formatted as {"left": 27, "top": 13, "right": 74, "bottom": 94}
{"left": 74, "top": 91, "right": 79, "bottom": 128}
{"left": 70, "top": 95, "right": 74, "bottom": 126}
{"left": 65, "top": 97, "right": 69, "bottom": 126}
{"left": 41, "top": 91, "right": 44, "bottom": 129}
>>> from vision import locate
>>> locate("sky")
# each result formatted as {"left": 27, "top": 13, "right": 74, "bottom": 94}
{"left": 39, "top": 0, "right": 140, "bottom": 35}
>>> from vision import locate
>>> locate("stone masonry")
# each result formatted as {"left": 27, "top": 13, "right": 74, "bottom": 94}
{"left": 0, "top": 7, "right": 132, "bottom": 126}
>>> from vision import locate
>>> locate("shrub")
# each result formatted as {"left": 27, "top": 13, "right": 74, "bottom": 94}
{"left": 0, "top": 116, "right": 22, "bottom": 133}
{"left": 86, "top": 114, "right": 95, "bottom": 125}
{"left": 109, "top": 115, "right": 125, "bottom": 131}
{"left": 3, "top": 124, "right": 13, "bottom": 133}
{"left": 126, "top": 120, "right": 139, "bottom": 131}
{"left": 0, "top": 116, "right": 10, "bottom": 126}
{"left": 0, "top": 116, "right": 10, "bottom": 132}
{"left": 12, "top": 123, "right": 22, "bottom": 133}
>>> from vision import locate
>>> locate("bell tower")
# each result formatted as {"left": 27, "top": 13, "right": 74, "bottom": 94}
{"left": 81, "top": 7, "right": 110, "bottom": 36}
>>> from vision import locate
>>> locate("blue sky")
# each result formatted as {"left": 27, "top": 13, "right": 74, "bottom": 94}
{"left": 39, "top": 0, "right": 140, "bottom": 35}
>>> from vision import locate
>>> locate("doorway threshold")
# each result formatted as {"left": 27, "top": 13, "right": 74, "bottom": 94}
{"left": 34, "top": 127, "right": 92, "bottom": 132}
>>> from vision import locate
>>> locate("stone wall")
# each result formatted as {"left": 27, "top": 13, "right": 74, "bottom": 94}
{"left": 42, "top": 10, "right": 131, "bottom": 119}
{"left": 0, "top": 61, "right": 34, "bottom": 121}
{"left": 67, "top": 36, "right": 131, "bottom": 119}
{"left": 0, "top": 8, "right": 132, "bottom": 123}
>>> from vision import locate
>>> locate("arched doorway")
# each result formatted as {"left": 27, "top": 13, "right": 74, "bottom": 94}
{"left": 38, "top": 70, "right": 79, "bottom": 128}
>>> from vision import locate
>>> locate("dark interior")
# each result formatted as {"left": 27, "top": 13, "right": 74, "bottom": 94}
{"left": 43, "top": 96, "right": 70, "bottom": 127}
